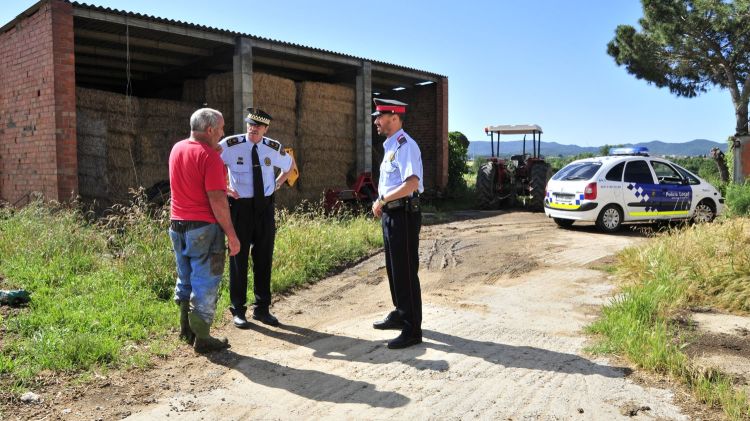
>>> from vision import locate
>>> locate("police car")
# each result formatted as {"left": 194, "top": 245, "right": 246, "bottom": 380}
{"left": 544, "top": 147, "right": 724, "bottom": 232}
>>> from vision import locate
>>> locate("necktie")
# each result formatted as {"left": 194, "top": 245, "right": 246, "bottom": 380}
{"left": 251, "top": 144, "right": 266, "bottom": 212}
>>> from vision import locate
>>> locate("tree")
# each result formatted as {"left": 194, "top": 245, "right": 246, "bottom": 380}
{"left": 607, "top": 0, "right": 750, "bottom": 180}
{"left": 448, "top": 131, "right": 470, "bottom": 193}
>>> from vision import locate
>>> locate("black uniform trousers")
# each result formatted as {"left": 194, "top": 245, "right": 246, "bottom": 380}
{"left": 382, "top": 205, "right": 422, "bottom": 334}
{"left": 228, "top": 196, "right": 275, "bottom": 314}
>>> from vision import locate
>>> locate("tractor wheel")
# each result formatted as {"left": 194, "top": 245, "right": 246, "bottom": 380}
{"left": 476, "top": 162, "right": 499, "bottom": 210}
{"left": 528, "top": 163, "right": 552, "bottom": 211}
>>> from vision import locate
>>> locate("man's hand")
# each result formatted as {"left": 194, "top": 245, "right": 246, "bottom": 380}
{"left": 227, "top": 187, "right": 239, "bottom": 199}
{"left": 372, "top": 200, "right": 383, "bottom": 218}
{"left": 227, "top": 233, "right": 240, "bottom": 256}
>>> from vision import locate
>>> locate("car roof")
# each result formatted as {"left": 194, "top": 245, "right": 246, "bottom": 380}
{"left": 563, "top": 155, "right": 681, "bottom": 172}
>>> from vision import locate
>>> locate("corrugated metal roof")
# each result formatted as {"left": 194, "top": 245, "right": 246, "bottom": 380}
{"left": 67, "top": 0, "right": 445, "bottom": 79}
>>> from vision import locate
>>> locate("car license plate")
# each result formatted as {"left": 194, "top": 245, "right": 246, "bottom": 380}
{"left": 555, "top": 193, "right": 574, "bottom": 203}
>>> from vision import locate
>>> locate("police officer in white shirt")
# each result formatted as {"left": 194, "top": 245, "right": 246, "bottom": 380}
{"left": 219, "top": 108, "right": 296, "bottom": 328}
{"left": 370, "top": 98, "right": 424, "bottom": 349}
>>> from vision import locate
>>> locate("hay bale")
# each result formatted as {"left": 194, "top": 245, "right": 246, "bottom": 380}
{"left": 253, "top": 72, "right": 296, "bottom": 148}
{"left": 182, "top": 79, "right": 205, "bottom": 103}
{"left": 205, "top": 72, "right": 234, "bottom": 130}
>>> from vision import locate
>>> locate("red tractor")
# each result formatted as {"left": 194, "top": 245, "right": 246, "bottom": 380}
{"left": 476, "top": 124, "right": 552, "bottom": 211}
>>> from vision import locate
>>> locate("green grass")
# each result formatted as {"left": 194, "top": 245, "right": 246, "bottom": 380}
{"left": 0, "top": 197, "right": 381, "bottom": 392}
{"left": 587, "top": 218, "right": 750, "bottom": 419}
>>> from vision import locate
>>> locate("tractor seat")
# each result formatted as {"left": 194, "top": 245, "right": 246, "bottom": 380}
{"left": 510, "top": 154, "right": 526, "bottom": 164}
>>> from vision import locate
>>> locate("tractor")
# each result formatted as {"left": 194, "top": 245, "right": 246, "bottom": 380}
{"left": 475, "top": 124, "right": 553, "bottom": 211}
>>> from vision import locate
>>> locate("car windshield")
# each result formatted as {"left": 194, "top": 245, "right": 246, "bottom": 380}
{"left": 672, "top": 164, "right": 701, "bottom": 185}
{"left": 552, "top": 162, "right": 602, "bottom": 181}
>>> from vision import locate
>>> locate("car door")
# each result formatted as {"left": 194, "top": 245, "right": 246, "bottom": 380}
{"left": 622, "top": 159, "right": 658, "bottom": 220}
{"left": 599, "top": 161, "right": 625, "bottom": 209}
{"left": 649, "top": 160, "right": 691, "bottom": 219}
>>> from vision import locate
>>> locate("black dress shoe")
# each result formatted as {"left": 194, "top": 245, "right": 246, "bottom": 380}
{"left": 232, "top": 314, "right": 252, "bottom": 329}
{"left": 387, "top": 330, "right": 422, "bottom": 349}
{"left": 253, "top": 312, "right": 280, "bottom": 326}
{"left": 373, "top": 316, "right": 406, "bottom": 330}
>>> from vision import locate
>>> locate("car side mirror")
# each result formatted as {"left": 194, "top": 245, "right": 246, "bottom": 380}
{"left": 681, "top": 178, "right": 689, "bottom": 185}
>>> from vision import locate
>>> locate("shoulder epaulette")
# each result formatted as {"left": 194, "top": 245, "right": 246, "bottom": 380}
{"left": 224, "top": 135, "right": 246, "bottom": 147}
{"left": 397, "top": 134, "right": 407, "bottom": 145}
{"left": 263, "top": 137, "right": 282, "bottom": 151}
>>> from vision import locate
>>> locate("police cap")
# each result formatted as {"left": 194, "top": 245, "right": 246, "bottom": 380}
{"left": 371, "top": 98, "right": 407, "bottom": 116}
{"left": 244, "top": 107, "right": 272, "bottom": 126}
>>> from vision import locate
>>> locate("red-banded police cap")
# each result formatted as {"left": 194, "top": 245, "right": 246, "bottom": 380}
{"left": 372, "top": 98, "right": 407, "bottom": 116}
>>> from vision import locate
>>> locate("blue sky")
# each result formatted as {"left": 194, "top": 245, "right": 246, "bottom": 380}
{"left": 1, "top": 0, "right": 736, "bottom": 146}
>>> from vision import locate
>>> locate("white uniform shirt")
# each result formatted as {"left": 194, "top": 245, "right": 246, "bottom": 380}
{"left": 378, "top": 128, "right": 424, "bottom": 197}
{"left": 219, "top": 135, "right": 293, "bottom": 198}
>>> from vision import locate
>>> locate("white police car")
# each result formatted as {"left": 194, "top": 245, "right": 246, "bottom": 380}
{"left": 544, "top": 147, "right": 724, "bottom": 232}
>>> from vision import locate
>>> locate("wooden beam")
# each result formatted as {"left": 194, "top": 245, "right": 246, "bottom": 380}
{"left": 75, "top": 44, "right": 191, "bottom": 67}
{"left": 371, "top": 63, "right": 440, "bottom": 83}
{"left": 253, "top": 55, "right": 337, "bottom": 76}
{"left": 76, "top": 75, "right": 130, "bottom": 87}
{"left": 75, "top": 65, "right": 148, "bottom": 80}
{"left": 250, "top": 38, "right": 362, "bottom": 67}
{"left": 75, "top": 28, "right": 214, "bottom": 56}
{"left": 75, "top": 54, "right": 167, "bottom": 73}
{"left": 72, "top": 8, "right": 236, "bottom": 44}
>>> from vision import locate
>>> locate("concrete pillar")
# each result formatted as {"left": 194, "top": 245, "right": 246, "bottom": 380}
{"left": 233, "top": 37, "right": 253, "bottom": 134}
{"left": 436, "top": 77, "right": 449, "bottom": 190}
{"left": 356, "top": 61, "right": 373, "bottom": 173}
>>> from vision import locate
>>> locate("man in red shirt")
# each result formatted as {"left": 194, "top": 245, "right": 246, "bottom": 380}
{"left": 169, "top": 108, "right": 240, "bottom": 353}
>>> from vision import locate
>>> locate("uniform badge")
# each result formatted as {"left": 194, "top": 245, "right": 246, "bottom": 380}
{"left": 388, "top": 152, "right": 396, "bottom": 162}
{"left": 264, "top": 138, "right": 281, "bottom": 151}
{"left": 264, "top": 157, "right": 271, "bottom": 166}
{"left": 236, "top": 156, "right": 244, "bottom": 165}
{"left": 226, "top": 135, "right": 246, "bottom": 147}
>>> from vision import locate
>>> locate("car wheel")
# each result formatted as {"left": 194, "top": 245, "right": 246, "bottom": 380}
{"left": 596, "top": 204, "right": 623, "bottom": 233}
{"left": 553, "top": 218, "right": 574, "bottom": 228}
{"left": 692, "top": 200, "right": 716, "bottom": 223}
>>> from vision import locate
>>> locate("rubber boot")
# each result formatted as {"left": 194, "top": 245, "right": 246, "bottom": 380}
{"left": 177, "top": 301, "right": 195, "bottom": 345}
{"left": 188, "top": 312, "right": 229, "bottom": 353}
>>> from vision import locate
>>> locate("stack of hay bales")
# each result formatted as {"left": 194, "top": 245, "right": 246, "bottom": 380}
{"left": 181, "top": 78, "right": 205, "bottom": 104}
{"left": 296, "top": 81, "right": 356, "bottom": 202}
{"left": 205, "top": 72, "right": 234, "bottom": 132}
{"left": 137, "top": 98, "right": 195, "bottom": 191}
{"left": 76, "top": 87, "right": 194, "bottom": 206}
{"left": 76, "top": 87, "right": 140, "bottom": 205}
{"left": 76, "top": 88, "right": 112, "bottom": 203}
{"left": 252, "top": 72, "right": 299, "bottom": 207}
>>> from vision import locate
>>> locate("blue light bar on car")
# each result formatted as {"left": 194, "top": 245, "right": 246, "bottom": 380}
{"left": 609, "top": 146, "right": 649, "bottom": 156}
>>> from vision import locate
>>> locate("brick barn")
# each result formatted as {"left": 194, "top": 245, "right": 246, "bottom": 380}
{"left": 0, "top": 0, "right": 448, "bottom": 208}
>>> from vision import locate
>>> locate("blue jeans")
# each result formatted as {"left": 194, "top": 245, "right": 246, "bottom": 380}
{"left": 170, "top": 223, "right": 226, "bottom": 324}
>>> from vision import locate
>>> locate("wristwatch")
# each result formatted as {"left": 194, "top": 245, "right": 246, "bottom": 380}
{"left": 377, "top": 194, "right": 386, "bottom": 207}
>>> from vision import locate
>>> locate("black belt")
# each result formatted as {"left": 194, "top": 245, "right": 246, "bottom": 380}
{"left": 170, "top": 220, "right": 211, "bottom": 233}
{"left": 232, "top": 194, "right": 274, "bottom": 202}
{"left": 384, "top": 196, "right": 421, "bottom": 212}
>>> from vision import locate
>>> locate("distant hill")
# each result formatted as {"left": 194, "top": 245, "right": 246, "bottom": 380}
{"left": 467, "top": 139, "right": 727, "bottom": 158}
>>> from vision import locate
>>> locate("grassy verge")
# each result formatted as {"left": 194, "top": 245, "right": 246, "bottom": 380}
{"left": 587, "top": 218, "right": 750, "bottom": 420}
{"left": 0, "top": 197, "right": 382, "bottom": 392}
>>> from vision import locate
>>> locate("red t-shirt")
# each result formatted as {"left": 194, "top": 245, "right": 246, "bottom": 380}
{"left": 169, "top": 139, "right": 226, "bottom": 223}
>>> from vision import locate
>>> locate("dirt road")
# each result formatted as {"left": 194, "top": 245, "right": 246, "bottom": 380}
{"left": 17, "top": 211, "right": 699, "bottom": 420}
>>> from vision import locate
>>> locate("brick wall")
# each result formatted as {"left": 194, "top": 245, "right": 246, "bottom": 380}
{"left": 371, "top": 78, "right": 449, "bottom": 192}
{"left": 0, "top": 0, "right": 76, "bottom": 205}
